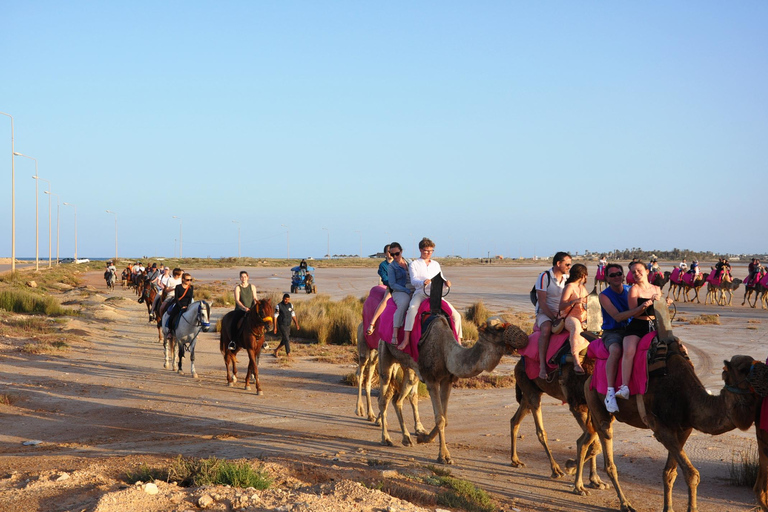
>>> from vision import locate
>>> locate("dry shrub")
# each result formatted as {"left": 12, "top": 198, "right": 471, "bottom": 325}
{"left": 730, "top": 442, "right": 759, "bottom": 486}
{"left": 461, "top": 319, "right": 478, "bottom": 342}
{"left": 0, "top": 289, "right": 74, "bottom": 316}
{"left": 21, "top": 339, "right": 70, "bottom": 354}
{"left": 464, "top": 301, "right": 491, "bottom": 326}
{"left": 453, "top": 374, "right": 515, "bottom": 390}
{"left": 689, "top": 314, "right": 721, "bottom": 325}
{"left": 0, "top": 394, "right": 16, "bottom": 406}
{"left": 294, "top": 294, "right": 362, "bottom": 345}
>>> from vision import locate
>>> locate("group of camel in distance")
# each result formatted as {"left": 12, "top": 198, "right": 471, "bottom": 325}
{"left": 594, "top": 267, "right": 768, "bottom": 309}
{"left": 355, "top": 277, "right": 768, "bottom": 512}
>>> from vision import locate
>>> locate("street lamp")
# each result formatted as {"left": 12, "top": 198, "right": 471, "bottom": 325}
{"left": 280, "top": 224, "right": 290, "bottom": 258}
{"left": 232, "top": 220, "right": 240, "bottom": 258}
{"left": 44, "top": 191, "right": 60, "bottom": 264}
{"left": 35, "top": 176, "right": 52, "bottom": 268}
{"left": 322, "top": 227, "right": 329, "bottom": 258}
{"left": 172, "top": 216, "right": 182, "bottom": 259}
{"left": 0, "top": 112, "right": 15, "bottom": 272}
{"left": 106, "top": 210, "right": 118, "bottom": 262}
{"left": 63, "top": 202, "right": 77, "bottom": 262}
{"left": 14, "top": 152, "right": 39, "bottom": 271}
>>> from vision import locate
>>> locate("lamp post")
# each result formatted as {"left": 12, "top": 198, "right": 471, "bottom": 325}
{"left": 63, "top": 202, "right": 77, "bottom": 262}
{"left": 106, "top": 210, "right": 118, "bottom": 262}
{"left": 355, "top": 230, "right": 362, "bottom": 258}
{"left": 14, "top": 152, "right": 38, "bottom": 270}
{"left": 280, "top": 224, "right": 290, "bottom": 258}
{"left": 0, "top": 112, "right": 15, "bottom": 272}
{"left": 322, "top": 227, "right": 329, "bottom": 258}
{"left": 44, "top": 191, "right": 60, "bottom": 264}
{"left": 232, "top": 220, "right": 240, "bottom": 258}
{"left": 35, "top": 176, "right": 52, "bottom": 267}
{"left": 172, "top": 216, "right": 182, "bottom": 259}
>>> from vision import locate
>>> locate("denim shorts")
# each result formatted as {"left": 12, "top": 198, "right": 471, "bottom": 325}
{"left": 602, "top": 329, "right": 626, "bottom": 348}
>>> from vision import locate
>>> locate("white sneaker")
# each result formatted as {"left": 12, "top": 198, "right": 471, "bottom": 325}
{"left": 615, "top": 385, "right": 630, "bottom": 400}
{"left": 604, "top": 392, "right": 619, "bottom": 413}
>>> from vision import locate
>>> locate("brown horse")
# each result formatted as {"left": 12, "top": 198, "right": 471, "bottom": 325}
{"left": 220, "top": 298, "right": 274, "bottom": 394}
{"left": 140, "top": 282, "right": 157, "bottom": 322}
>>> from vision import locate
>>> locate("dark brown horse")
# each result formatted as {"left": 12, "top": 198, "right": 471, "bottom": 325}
{"left": 140, "top": 281, "right": 157, "bottom": 322}
{"left": 220, "top": 298, "right": 274, "bottom": 394}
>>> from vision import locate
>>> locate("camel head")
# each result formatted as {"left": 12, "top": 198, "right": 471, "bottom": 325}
{"left": 479, "top": 317, "right": 528, "bottom": 354}
{"left": 722, "top": 355, "right": 762, "bottom": 430}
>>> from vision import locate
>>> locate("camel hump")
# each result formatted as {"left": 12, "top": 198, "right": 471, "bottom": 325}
{"left": 653, "top": 299, "right": 674, "bottom": 343}
{"left": 585, "top": 288, "right": 602, "bottom": 332}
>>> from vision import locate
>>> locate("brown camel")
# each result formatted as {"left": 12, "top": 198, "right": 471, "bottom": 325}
{"left": 510, "top": 357, "right": 608, "bottom": 494}
{"left": 677, "top": 272, "right": 708, "bottom": 303}
{"left": 580, "top": 344, "right": 764, "bottom": 512}
{"left": 743, "top": 281, "right": 768, "bottom": 309}
{"left": 379, "top": 316, "right": 527, "bottom": 464}
{"left": 705, "top": 277, "right": 742, "bottom": 306}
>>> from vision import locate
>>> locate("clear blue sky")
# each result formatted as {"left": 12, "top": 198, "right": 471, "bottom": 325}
{"left": 2, "top": 2, "right": 766, "bottom": 261}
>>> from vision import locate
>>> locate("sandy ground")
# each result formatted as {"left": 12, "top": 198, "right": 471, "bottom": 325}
{"left": 1, "top": 264, "right": 767, "bottom": 511}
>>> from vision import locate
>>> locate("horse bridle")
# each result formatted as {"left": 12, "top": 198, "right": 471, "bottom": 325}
{"left": 180, "top": 301, "right": 210, "bottom": 330}
{"left": 723, "top": 361, "right": 758, "bottom": 396}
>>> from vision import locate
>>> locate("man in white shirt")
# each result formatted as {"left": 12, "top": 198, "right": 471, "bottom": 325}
{"left": 535, "top": 251, "right": 571, "bottom": 380}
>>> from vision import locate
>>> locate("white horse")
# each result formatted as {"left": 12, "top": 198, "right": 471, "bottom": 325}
{"left": 161, "top": 300, "right": 211, "bottom": 378}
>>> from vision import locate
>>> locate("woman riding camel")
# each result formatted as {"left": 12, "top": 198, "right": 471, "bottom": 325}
{"left": 615, "top": 261, "right": 664, "bottom": 401}
{"left": 168, "top": 272, "right": 194, "bottom": 334}
{"left": 558, "top": 263, "right": 589, "bottom": 374}
{"left": 399, "top": 237, "right": 462, "bottom": 351}
{"left": 228, "top": 271, "right": 258, "bottom": 351}
{"left": 386, "top": 242, "right": 414, "bottom": 345}
{"left": 365, "top": 244, "right": 394, "bottom": 335}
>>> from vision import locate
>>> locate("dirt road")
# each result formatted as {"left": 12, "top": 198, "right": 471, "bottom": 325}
{"left": 1, "top": 265, "right": 766, "bottom": 511}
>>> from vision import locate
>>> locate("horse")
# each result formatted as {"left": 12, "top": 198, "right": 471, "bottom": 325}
{"left": 140, "top": 281, "right": 158, "bottom": 322}
{"left": 121, "top": 268, "right": 130, "bottom": 288}
{"left": 104, "top": 269, "right": 116, "bottom": 291}
{"left": 219, "top": 298, "right": 274, "bottom": 394}
{"left": 160, "top": 300, "right": 212, "bottom": 378}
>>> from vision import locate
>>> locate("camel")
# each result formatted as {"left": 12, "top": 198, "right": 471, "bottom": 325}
{"left": 579, "top": 343, "right": 764, "bottom": 512}
{"left": 705, "top": 278, "right": 742, "bottom": 306}
{"left": 677, "top": 272, "right": 708, "bottom": 303}
{"left": 649, "top": 271, "right": 670, "bottom": 292}
{"left": 754, "top": 401, "right": 768, "bottom": 511}
{"left": 510, "top": 357, "right": 608, "bottom": 494}
{"left": 743, "top": 279, "right": 768, "bottom": 309}
{"left": 379, "top": 312, "right": 527, "bottom": 464}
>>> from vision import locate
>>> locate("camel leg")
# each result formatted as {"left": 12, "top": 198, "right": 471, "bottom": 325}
{"left": 355, "top": 357, "right": 367, "bottom": 417}
{"left": 391, "top": 369, "right": 420, "bottom": 446}
{"left": 509, "top": 399, "right": 532, "bottom": 468}
{"left": 418, "top": 380, "right": 453, "bottom": 464}
{"left": 378, "top": 362, "right": 397, "bottom": 447}
{"left": 407, "top": 371, "right": 428, "bottom": 435}
{"left": 573, "top": 430, "right": 599, "bottom": 495}
{"left": 754, "top": 420, "right": 768, "bottom": 511}
{"left": 363, "top": 356, "right": 378, "bottom": 421}
{"left": 529, "top": 397, "right": 564, "bottom": 477}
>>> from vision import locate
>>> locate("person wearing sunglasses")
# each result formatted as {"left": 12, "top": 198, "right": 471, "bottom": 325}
{"left": 598, "top": 263, "right": 653, "bottom": 413}
{"left": 168, "top": 272, "right": 194, "bottom": 334}
{"left": 385, "top": 242, "right": 414, "bottom": 345}
{"left": 534, "top": 251, "right": 572, "bottom": 380}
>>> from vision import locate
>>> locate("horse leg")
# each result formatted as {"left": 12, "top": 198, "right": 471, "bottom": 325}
{"left": 163, "top": 335, "right": 170, "bottom": 369}
{"left": 190, "top": 343, "right": 198, "bottom": 379}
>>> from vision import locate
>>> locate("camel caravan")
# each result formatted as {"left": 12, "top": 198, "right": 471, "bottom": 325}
{"left": 357, "top": 245, "right": 768, "bottom": 512}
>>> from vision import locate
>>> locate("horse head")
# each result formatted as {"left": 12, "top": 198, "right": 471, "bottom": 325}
{"left": 198, "top": 301, "right": 212, "bottom": 332}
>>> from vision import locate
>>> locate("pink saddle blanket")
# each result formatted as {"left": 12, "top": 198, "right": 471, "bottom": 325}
{"left": 588, "top": 331, "right": 656, "bottom": 396}
{"left": 682, "top": 273, "right": 697, "bottom": 286}
{"left": 595, "top": 267, "right": 605, "bottom": 281}
{"left": 518, "top": 329, "right": 572, "bottom": 381}
{"left": 362, "top": 286, "right": 459, "bottom": 363}
{"left": 670, "top": 267, "right": 682, "bottom": 284}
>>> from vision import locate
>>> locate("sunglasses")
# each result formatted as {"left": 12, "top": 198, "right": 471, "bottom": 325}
{"left": 608, "top": 272, "right": 623, "bottom": 278}
{"left": 183, "top": 279, "right": 192, "bottom": 282}
{"left": 390, "top": 251, "right": 401, "bottom": 257}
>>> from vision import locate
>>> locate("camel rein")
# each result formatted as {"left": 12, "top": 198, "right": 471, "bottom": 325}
{"left": 723, "top": 361, "right": 758, "bottom": 396}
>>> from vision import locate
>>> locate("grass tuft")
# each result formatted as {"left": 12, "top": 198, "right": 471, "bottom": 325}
{"left": 125, "top": 463, "right": 168, "bottom": 484}
{"left": 294, "top": 294, "right": 362, "bottom": 345}
{"left": 689, "top": 314, "right": 721, "bottom": 325}
{"left": 464, "top": 301, "right": 491, "bottom": 326}
{"left": 0, "top": 289, "right": 74, "bottom": 316}
{"left": 131, "top": 456, "right": 273, "bottom": 489}
{"left": 730, "top": 443, "right": 759, "bottom": 487}
{"left": 0, "top": 394, "right": 16, "bottom": 406}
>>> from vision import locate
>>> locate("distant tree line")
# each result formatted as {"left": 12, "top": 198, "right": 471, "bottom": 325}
{"left": 584, "top": 248, "right": 766, "bottom": 262}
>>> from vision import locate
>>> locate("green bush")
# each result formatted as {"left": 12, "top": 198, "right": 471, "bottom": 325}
{"left": 294, "top": 294, "right": 362, "bottom": 345}
{"left": 0, "top": 289, "right": 74, "bottom": 316}
{"left": 167, "top": 456, "right": 271, "bottom": 489}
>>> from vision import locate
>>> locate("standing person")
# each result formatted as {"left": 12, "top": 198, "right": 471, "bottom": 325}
{"left": 378, "top": 245, "right": 393, "bottom": 286}
{"left": 400, "top": 237, "right": 462, "bottom": 351}
{"left": 386, "top": 242, "right": 413, "bottom": 345}
{"left": 274, "top": 294, "right": 299, "bottom": 359}
{"left": 558, "top": 263, "right": 589, "bottom": 374}
{"left": 168, "top": 272, "right": 194, "bottom": 334}
{"left": 228, "top": 271, "right": 259, "bottom": 351}
{"left": 535, "top": 251, "right": 571, "bottom": 379}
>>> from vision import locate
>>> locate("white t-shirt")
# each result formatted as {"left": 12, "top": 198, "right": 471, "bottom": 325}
{"left": 535, "top": 269, "right": 567, "bottom": 316}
